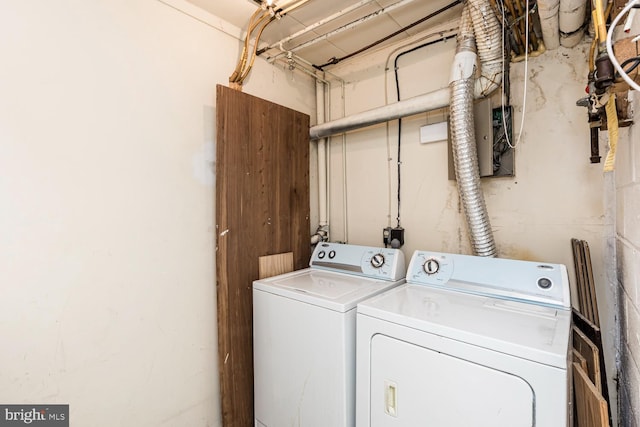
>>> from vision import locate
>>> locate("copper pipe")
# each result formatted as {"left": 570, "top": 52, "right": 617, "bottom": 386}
{"left": 589, "top": 1, "right": 614, "bottom": 72}
{"left": 238, "top": 16, "right": 277, "bottom": 84}
{"left": 230, "top": 0, "right": 311, "bottom": 84}
{"left": 229, "top": 8, "right": 270, "bottom": 83}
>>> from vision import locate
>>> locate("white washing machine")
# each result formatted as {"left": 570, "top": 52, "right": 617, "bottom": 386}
{"left": 253, "top": 243, "right": 406, "bottom": 427}
{"left": 356, "top": 250, "right": 572, "bottom": 427}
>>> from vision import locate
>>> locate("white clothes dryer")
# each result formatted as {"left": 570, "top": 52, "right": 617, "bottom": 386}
{"left": 253, "top": 243, "right": 406, "bottom": 427}
{"left": 356, "top": 250, "right": 572, "bottom": 427}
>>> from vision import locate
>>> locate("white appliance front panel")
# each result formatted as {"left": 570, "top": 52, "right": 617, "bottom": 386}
{"left": 355, "top": 313, "right": 570, "bottom": 427}
{"left": 370, "top": 334, "right": 534, "bottom": 426}
{"left": 254, "top": 269, "right": 404, "bottom": 312}
{"left": 358, "top": 284, "right": 571, "bottom": 368}
{"left": 253, "top": 288, "right": 355, "bottom": 427}
{"left": 406, "top": 250, "right": 571, "bottom": 308}
{"left": 310, "top": 243, "right": 406, "bottom": 281}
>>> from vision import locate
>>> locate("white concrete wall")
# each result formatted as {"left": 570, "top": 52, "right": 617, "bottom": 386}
{"left": 0, "top": 1, "right": 314, "bottom": 426}
{"left": 321, "top": 25, "right": 617, "bottom": 415}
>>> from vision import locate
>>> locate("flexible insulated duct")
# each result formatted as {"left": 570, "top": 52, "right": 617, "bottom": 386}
{"left": 559, "top": 0, "right": 587, "bottom": 47}
{"left": 537, "top": 0, "right": 561, "bottom": 49}
{"left": 449, "top": 0, "right": 502, "bottom": 257}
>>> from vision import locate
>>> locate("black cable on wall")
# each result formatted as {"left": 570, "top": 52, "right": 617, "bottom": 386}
{"left": 393, "top": 34, "right": 457, "bottom": 228}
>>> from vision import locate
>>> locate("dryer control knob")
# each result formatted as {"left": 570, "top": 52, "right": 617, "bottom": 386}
{"left": 423, "top": 258, "right": 440, "bottom": 275}
{"left": 370, "top": 253, "right": 385, "bottom": 269}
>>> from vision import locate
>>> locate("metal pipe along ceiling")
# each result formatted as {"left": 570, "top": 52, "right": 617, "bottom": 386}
{"left": 260, "top": 0, "right": 377, "bottom": 55}
{"left": 289, "top": 0, "right": 424, "bottom": 53}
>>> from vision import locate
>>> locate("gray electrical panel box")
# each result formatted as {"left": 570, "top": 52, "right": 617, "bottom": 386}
{"left": 475, "top": 98, "right": 495, "bottom": 177}
{"left": 448, "top": 98, "right": 514, "bottom": 180}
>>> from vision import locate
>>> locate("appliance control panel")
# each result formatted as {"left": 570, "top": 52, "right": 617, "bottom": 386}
{"left": 407, "top": 250, "right": 570, "bottom": 309}
{"left": 310, "top": 243, "right": 406, "bottom": 281}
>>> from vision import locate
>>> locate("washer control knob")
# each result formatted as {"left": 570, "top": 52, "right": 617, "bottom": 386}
{"left": 370, "top": 253, "right": 385, "bottom": 269}
{"left": 318, "top": 251, "right": 326, "bottom": 259}
{"left": 328, "top": 250, "right": 336, "bottom": 259}
{"left": 423, "top": 258, "right": 440, "bottom": 275}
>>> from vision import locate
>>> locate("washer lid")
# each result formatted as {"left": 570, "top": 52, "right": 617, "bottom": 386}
{"left": 253, "top": 268, "right": 404, "bottom": 313}
{"left": 358, "top": 284, "right": 571, "bottom": 368}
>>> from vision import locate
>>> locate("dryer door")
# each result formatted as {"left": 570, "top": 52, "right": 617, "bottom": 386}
{"left": 370, "top": 335, "right": 534, "bottom": 426}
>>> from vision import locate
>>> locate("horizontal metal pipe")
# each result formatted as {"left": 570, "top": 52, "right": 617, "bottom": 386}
{"left": 308, "top": 70, "right": 494, "bottom": 141}
{"left": 309, "top": 88, "right": 450, "bottom": 140}
{"left": 290, "top": 0, "right": 423, "bottom": 53}
{"left": 260, "top": 0, "right": 376, "bottom": 55}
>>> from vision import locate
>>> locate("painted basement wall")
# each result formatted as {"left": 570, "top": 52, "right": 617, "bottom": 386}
{"left": 0, "top": 1, "right": 314, "bottom": 426}
{"left": 322, "top": 23, "right": 618, "bottom": 420}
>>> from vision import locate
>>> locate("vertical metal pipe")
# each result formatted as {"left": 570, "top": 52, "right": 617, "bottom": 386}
{"left": 316, "top": 80, "right": 328, "bottom": 230}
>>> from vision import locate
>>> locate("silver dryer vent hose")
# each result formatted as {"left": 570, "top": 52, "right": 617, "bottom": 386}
{"left": 449, "top": 0, "right": 502, "bottom": 257}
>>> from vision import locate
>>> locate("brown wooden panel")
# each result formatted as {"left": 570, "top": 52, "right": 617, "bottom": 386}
{"left": 573, "top": 362, "right": 610, "bottom": 427}
{"left": 582, "top": 241, "right": 600, "bottom": 327}
{"left": 572, "top": 309, "right": 611, "bottom": 418}
{"left": 216, "top": 84, "right": 310, "bottom": 427}
{"left": 259, "top": 252, "right": 294, "bottom": 279}
{"left": 573, "top": 326, "right": 601, "bottom": 392}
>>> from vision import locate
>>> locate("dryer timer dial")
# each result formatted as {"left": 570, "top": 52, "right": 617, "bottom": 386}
{"left": 370, "top": 253, "right": 385, "bottom": 269}
{"left": 423, "top": 258, "right": 440, "bottom": 275}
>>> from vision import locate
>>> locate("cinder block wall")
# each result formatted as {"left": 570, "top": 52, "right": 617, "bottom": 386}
{"left": 616, "top": 88, "right": 640, "bottom": 426}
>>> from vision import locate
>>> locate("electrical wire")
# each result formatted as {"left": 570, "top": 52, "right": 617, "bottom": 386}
{"left": 499, "top": 0, "right": 528, "bottom": 149}
{"left": 616, "top": 56, "right": 640, "bottom": 78}
{"left": 606, "top": 0, "right": 640, "bottom": 92}
{"left": 392, "top": 34, "right": 457, "bottom": 228}
{"left": 381, "top": 29, "right": 457, "bottom": 227}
